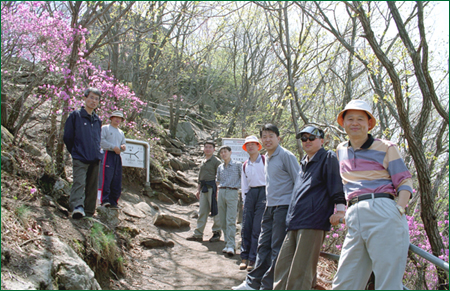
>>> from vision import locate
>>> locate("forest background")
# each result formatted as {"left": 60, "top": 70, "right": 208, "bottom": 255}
{"left": 1, "top": 1, "right": 448, "bottom": 289}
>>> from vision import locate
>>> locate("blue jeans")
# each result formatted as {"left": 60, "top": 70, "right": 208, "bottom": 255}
{"left": 246, "top": 205, "right": 288, "bottom": 290}
{"left": 241, "top": 186, "right": 266, "bottom": 262}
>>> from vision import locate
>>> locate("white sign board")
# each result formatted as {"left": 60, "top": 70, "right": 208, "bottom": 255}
{"left": 121, "top": 143, "right": 146, "bottom": 168}
{"left": 222, "top": 138, "right": 249, "bottom": 162}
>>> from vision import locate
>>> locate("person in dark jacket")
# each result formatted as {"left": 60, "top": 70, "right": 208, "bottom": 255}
{"left": 273, "top": 125, "right": 345, "bottom": 290}
{"left": 63, "top": 88, "right": 102, "bottom": 219}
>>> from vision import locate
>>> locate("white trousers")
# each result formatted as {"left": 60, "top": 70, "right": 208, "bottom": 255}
{"left": 332, "top": 197, "right": 409, "bottom": 290}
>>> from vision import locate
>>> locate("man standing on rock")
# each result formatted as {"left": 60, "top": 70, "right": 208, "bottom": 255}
{"left": 239, "top": 136, "right": 266, "bottom": 272}
{"left": 98, "top": 111, "right": 126, "bottom": 209}
{"left": 216, "top": 145, "right": 242, "bottom": 256}
{"left": 233, "top": 124, "right": 300, "bottom": 290}
{"left": 64, "top": 88, "right": 102, "bottom": 219}
{"left": 332, "top": 100, "right": 412, "bottom": 290}
{"left": 273, "top": 125, "right": 345, "bottom": 290}
{"left": 186, "top": 140, "right": 222, "bottom": 242}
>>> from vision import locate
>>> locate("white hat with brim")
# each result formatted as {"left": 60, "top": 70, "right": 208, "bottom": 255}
{"left": 337, "top": 100, "right": 377, "bottom": 131}
{"left": 110, "top": 110, "right": 125, "bottom": 121}
{"left": 242, "top": 135, "right": 262, "bottom": 151}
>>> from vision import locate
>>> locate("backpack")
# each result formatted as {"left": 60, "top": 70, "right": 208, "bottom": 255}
{"left": 243, "top": 154, "right": 265, "bottom": 175}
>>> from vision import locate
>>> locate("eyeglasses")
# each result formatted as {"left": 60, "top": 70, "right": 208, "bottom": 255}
{"left": 301, "top": 135, "right": 318, "bottom": 142}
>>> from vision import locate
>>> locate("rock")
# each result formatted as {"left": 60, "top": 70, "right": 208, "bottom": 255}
{"left": 52, "top": 178, "right": 71, "bottom": 209}
{"left": 121, "top": 192, "right": 143, "bottom": 204}
{"left": 49, "top": 236, "right": 101, "bottom": 290}
{"left": 162, "top": 179, "right": 175, "bottom": 190}
{"left": 169, "top": 138, "right": 184, "bottom": 149}
{"left": 121, "top": 202, "right": 146, "bottom": 218}
{"left": 176, "top": 121, "right": 212, "bottom": 146}
{"left": 21, "top": 139, "right": 41, "bottom": 156}
{"left": 1, "top": 125, "right": 14, "bottom": 147}
{"left": 166, "top": 147, "right": 183, "bottom": 156}
{"left": 157, "top": 192, "right": 176, "bottom": 204}
{"left": 150, "top": 176, "right": 163, "bottom": 184}
{"left": 97, "top": 206, "right": 120, "bottom": 226}
{"left": 169, "top": 158, "right": 183, "bottom": 171}
{"left": 134, "top": 202, "right": 157, "bottom": 216}
{"left": 1, "top": 152, "right": 17, "bottom": 174}
{"left": 153, "top": 213, "right": 190, "bottom": 228}
{"left": 2, "top": 236, "right": 102, "bottom": 290}
{"left": 140, "top": 238, "right": 175, "bottom": 249}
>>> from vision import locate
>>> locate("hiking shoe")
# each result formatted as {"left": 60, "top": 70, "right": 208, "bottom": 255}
{"left": 186, "top": 235, "right": 202, "bottom": 242}
{"left": 72, "top": 206, "right": 85, "bottom": 219}
{"left": 231, "top": 281, "right": 256, "bottom": 290}
{"left": 239, "top": 259, "right": 248, "bottom": 270}
{"left": 222, "top": 247, "right": 228, "bottom": 253}
{"left": 227, "top": 247, "right": 235, "bottom": 256}
{"left": 247, "top": 261, "right": 255, "bottom": 272}
{"left": 101, "top": 202, "right": 111, "bottom": 207}
{"left": 209, "top": 232, "right": 221, "bottom": 242}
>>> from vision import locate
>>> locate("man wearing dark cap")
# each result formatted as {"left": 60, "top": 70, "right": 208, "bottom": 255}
{"left": 273, "top": 125, "right": 345, "bottom": 290}
{"left": 332, "top": 100, "right": 412, "bottom": 290}
{"left": 216, "top": 145, "right": 242, "bottom": 256}
{"left": 186, "top": 141, "right": 222, "bottom": 242}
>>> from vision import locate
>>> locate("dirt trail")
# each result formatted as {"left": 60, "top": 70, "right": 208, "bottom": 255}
{"left": 113, "top": 171, "right": 247, "bottom": 290}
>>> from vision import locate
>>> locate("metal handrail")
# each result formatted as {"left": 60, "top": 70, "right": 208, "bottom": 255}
{"left": 408, "top": 243, "right": 449, "bottom": 272}
{"left": 319, "top": 243, "right": 449, "bottom": 290}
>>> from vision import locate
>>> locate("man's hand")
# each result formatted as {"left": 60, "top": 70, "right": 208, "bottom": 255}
{"left": 330, "top": 211, "right": 345, "bottom": 226}
{"left": 196, "top": 190, "right": 200, "bottom": 200}
{"left": 120, "top": 144, "right": 126, "bottom": 151}
{"left": 113, "top": 146, "right": 121, "bottom": 154}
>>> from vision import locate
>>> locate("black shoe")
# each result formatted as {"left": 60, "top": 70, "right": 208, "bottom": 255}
{"left": 209, "top": 232, "right": 221, "bottom": 242}
{"left": 186, "top": 235, "right": 202, "bottom": 242}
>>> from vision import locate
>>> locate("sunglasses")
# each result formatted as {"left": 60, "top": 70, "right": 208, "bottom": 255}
{"left": 301, "top": 135, "right": 318, "bottom": 142}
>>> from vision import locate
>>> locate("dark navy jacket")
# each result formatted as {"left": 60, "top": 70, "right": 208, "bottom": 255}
{"left": 63, "top": 107, "right": 102, "bottom": 164}
{"left": 286, "top": 147, "right": 345, "bottom": 231}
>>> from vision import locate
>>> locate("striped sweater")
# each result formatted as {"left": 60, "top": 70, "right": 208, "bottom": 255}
{"left": 336, "top": 134, "right": 413, "bottom": 201}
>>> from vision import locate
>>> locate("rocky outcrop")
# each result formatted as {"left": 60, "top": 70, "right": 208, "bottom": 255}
{"left": 1, "top": 236, "right": 101, "bottom": 290}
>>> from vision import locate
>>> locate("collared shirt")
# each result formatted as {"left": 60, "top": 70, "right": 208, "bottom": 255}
{"left": 241, "top": 154, "right": 266, "bottom": 198}
{"left": 198, "top": 155, "right": 221, "bottom": 182}
{"left": 216, "top": 160, "right": 242, "bottom": 188}
{"left": 286, "top": 147, "right": 345, "bottom": 231}
{"left": 265, "top": 145, "right": 301, "bottom": 207}
{"left": 336, "top": 134, "right": 413, "bottom": 201}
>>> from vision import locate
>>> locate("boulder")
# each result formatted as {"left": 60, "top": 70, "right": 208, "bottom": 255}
{"left": 21, "top": 139, "right": 41, "bottom": 156}
{"left": 1, "top": 125, "right": 14, "bottom": 148}
{"left": 120, "top": 191, "right": 143, "bottom": 204}
{"left": 140, "top": 238, "right": 175, "bottom": 249}
{"left": 96, "top": 206, "right": 120, "bottom": 226}
{"left": 134, "top": 202, "right": 157, "bottom": 216}
{"left": 1, "top": 152, "right": 17, "bottom": 174}
{"left": 49, "top": 237, "right": 101, "bottom": 290}
{"left": 169, "top": 158, "right": 184, "bottom": 171}
{"left": 121, "top": 202, "right": 146, "bottom": 218}
{"left": 116, "top": 225, "right": 140, "bottom": 238}
{"left": 153, "top": 213, "right": 190, "bottom": 228}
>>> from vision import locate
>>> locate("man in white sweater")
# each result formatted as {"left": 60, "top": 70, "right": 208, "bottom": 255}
{"left": 99, "top": 111, "right": 126, "bottom": 208}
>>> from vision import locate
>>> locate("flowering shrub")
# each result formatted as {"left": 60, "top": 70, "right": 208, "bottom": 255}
{"left": 1, "top": 2, "right": 147, "bottom": 132}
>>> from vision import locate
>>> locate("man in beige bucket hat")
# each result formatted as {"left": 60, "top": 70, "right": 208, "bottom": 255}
{"left": 332, "top": 100, "right": 413, "bottom": 290}
{"left": 98, "top": 110, "right": 127, "bottom": 209}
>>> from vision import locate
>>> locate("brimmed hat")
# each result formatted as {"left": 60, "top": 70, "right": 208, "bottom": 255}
{"left": 242, "top": 135, "right": 262, "bottom": 151}
{"left": 337, "top": 100, "right": 376, "bottom": 130}
{"left": 110, "top": 110, "right": 125, "bottom": 121}
{"left": 219, "top": 145, "right": 232, "bottom": 152}
{"left": 296, "top": 126, "right": 324, "bottom": 139}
